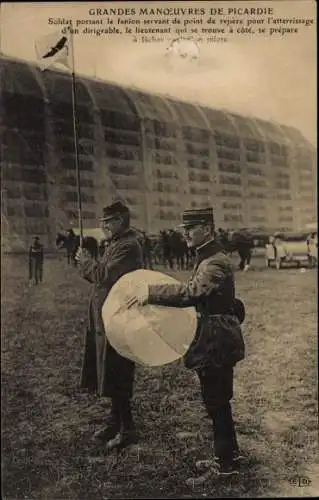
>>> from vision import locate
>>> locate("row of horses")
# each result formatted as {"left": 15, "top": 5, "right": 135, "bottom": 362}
{"left": 55, "top": 228, "right": 255, "bottom": 270}
{"left": 150, "top": 229, "right": 254, "bottom": 270}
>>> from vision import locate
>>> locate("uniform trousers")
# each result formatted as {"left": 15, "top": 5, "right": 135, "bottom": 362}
{"left": 29, "top": 258, "right": 43, "bottom": 284}
{"left": 197, "top": 365, "right": 239, "bottom": 463}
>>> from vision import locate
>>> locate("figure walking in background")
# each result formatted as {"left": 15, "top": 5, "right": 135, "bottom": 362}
{"left": 217, "top": 227, "right": 230, "bottom": 251}
{"left": 236, "top": 230, "right": 254, "bottom": 271}
{"left": 28, "top": 236, "right": 44, "bottom": 285}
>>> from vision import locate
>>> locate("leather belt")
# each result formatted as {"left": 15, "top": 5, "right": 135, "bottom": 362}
{"left": 197, "top": 310, "right": 235, "bottom": 318}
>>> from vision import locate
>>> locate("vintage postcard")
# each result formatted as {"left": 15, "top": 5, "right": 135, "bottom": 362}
{"left": 1, "top": 1, "right": 317, "bottom": 498}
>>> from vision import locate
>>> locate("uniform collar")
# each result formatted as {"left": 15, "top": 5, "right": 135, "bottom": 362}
{"left": 111, "top": 227, "right": 135, "bottom": 242}
{"left": 196, "top": 238, "right": 223, "bottom": 260}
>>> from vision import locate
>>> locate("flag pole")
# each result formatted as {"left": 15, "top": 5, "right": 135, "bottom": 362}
{"left": 69, "top": 29, "right": 84, "bottom": 246}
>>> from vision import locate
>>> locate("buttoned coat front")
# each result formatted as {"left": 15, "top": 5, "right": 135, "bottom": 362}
{"left": 78, "top": 229, "right": 143, "bottom": 397}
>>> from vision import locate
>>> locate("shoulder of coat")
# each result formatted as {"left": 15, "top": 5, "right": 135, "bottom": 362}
{"left": 110, "top": 236, "right": 140, "bottom": 253}
{"left": 200, "top": 250, "right": 232, "bottom": 269}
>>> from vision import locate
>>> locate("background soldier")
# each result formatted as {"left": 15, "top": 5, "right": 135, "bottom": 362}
{"left": 127, "top": 207, "right": 245, "bottom": 480}
{"left": 28, "top": 236, "right": 44, "bottom": 285}
{"left": 75, "top": 201, "right": 143, "bottom": 452}
{"left": 236, "top": 230, "right": 254, "bottom": 271}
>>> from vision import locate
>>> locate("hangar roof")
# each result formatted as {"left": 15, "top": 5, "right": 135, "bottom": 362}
{"left": 0, "top": 55, "right": 314, "bottom": 149}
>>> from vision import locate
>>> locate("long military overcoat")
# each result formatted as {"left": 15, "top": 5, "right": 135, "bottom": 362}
{"left": 147, "top": 240, "right": 245, "bottom": 371}
{"left": 78, "top": 228, "right": 143, "bottom": 398}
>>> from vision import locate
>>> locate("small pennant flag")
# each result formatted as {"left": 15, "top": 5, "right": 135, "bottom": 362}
{"left": 35, "top": 31, "right": 72, "bottom": 71}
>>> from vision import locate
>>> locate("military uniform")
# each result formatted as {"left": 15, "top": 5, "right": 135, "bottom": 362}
{"left": 28, "top": 237, "right": 44, "bottom": 284}
{"left": 77, "top": 202, "right": 143, "bottom": 446}
{"left": 147, "top": 208, "right": 245, "bottom": 470}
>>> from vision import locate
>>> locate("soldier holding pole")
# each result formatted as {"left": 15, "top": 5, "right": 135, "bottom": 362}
{"left": 75, "top": 202, "right": 143, "bottom": 451}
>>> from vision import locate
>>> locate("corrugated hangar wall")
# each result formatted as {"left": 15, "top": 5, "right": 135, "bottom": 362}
{"left": 0, "top": 56, "right": 317, "bottom": 251}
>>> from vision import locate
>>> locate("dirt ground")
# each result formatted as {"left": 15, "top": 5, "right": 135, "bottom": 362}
{"left": 1, "top": 253, "right": 318, "bottom": 499}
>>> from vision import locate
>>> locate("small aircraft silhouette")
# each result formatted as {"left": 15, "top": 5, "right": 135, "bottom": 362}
{"left": 42, "top": 36, "right": 68, "bottom": 59}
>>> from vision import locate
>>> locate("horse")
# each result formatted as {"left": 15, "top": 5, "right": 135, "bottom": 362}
{"left": 155, "top": 230, "right": 191, "bottom": 270}
{"left": 224, "top": 231, "right": 255, "bottom": 270}
{"left": 56, "top": 232, "right": 99, "bottom": 265}
{"left": 169, "top": 230, "right": 188, "bottom": 270}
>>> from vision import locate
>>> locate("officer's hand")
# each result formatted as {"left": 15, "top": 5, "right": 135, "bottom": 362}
{"left": 75, "top": 247, "right": 91, "bottom": 262}
{"left": 126, "top": 287, "right": 149, "bottom": 309}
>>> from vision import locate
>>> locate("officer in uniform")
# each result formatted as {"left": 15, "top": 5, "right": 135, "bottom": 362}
{"left": 28, "top": 236, "right": 44, "bottom": 285}
{"left": 128, "top": 207, "right": 245, "bottom": 477}
{"left": 75, "top": 201, "right": 143, "bottom": 451}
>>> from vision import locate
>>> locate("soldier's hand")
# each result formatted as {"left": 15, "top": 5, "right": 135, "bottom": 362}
{"left": 75, "top": 247, "right": 91, "bottom": 262}
{"left": 126, "top": 289, "right": 149, "bottom": 309}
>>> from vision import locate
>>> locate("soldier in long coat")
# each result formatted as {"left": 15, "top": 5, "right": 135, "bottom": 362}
{"left": 75, "top": 201, "right": 143, "bottom": 451}
{"left": 127, "top": 207, "right": 245, "bottom": 477}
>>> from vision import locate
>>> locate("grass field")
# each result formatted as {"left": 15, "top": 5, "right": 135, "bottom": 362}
{"left": 1, "top": 253, "right": 318, "bottom": 499}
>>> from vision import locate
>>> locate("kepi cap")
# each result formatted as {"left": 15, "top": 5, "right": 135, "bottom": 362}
{"left": 100, "top": 201, "right": 130, "bottom": 222}
{"left": 180, "top": 207, "right": 215, "bottom": 229}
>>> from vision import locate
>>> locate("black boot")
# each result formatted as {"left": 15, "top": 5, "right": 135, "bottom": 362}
{"left": 106, "top": 398, "right": 138, "bottom": 451}
{"left": 211, "top": 403, "right": 240, "bottom": 468}
{"left": 93, "top": 398, "right": 120, "bottom": 442}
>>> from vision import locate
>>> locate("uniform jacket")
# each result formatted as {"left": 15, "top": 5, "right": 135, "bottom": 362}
{"left": 78, "top": 228, "right": 143, "bottom": 396}
{"left": 148, "top": 239, "right": 245, "bottom": 371}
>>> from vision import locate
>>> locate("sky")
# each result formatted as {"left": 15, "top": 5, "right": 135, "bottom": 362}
{"left": 1, "top": 1, "right": 317, "bottom": 144}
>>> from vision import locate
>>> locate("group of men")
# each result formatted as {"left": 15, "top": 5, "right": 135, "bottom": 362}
{"left": 75, "top": 200, "right": 246, "bottom": 482}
